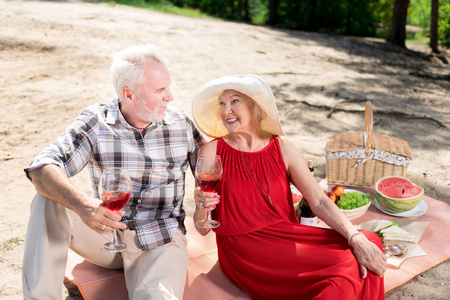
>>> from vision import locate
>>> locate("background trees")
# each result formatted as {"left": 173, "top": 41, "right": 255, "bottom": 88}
{"left": 439, "top": 3, "right": 450, "bottom": 47}
{"left": 150, "top": 0, "right": 449, "bottom": 50}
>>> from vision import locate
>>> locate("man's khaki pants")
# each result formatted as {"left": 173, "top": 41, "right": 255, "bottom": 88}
{"left": 22, "top": 194, "right": 188, "bottom": 300}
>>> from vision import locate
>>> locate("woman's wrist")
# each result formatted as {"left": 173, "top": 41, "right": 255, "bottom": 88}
{"left": 348, "top": 231, "right": 365, "bottom": 247}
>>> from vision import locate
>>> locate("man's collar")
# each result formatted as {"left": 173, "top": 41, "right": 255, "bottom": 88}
{"left": 105, "top": 98, "right": 120, "bottom": 125}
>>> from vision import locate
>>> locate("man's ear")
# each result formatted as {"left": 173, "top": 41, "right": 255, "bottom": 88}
{"left": 122, "top": 87, "right": 134, "bottom": 102}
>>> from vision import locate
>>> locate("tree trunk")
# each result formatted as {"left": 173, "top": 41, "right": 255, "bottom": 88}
{"left": 244, "top": 0, "right": 250, "bottom": 22}
{"left": 267, "top": 0, "right": 278, "bottom": 25}
{"left": 430, "top": 0, "right": 439, "bottom": 53}
{"left": 387, "top": 0, "right": 410, "bottom": 47}
{"left": 308, "top": 0, "right": 317, "bottom": 31}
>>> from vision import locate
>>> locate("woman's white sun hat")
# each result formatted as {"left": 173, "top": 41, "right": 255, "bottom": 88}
{"left": 192, "top": 74, "right": 284, "bottom": 138}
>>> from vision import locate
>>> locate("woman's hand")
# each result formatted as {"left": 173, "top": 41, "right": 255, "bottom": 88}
{"left": 194, "top": 187, "right": 220, "bottom": 211}
{"left": 193, "top": 187, "right": 220, "bottom": 235}
{"left": 350, "top": 233, "right": 387, "bottom": 279}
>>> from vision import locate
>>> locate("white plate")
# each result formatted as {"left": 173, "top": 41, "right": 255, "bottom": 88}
{"left": 374, "top": 199, "right": 428, "bottom": 217}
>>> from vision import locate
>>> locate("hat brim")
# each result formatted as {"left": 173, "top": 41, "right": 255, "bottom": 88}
{"left": 192, "top": 74, "right": 284, "bottom": 138}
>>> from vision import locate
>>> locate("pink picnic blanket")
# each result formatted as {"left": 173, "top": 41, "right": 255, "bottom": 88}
{"left": 65, "top": 187, "right": 450, "bottom": 299}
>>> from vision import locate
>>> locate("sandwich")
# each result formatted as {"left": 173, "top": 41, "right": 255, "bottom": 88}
{"left": 374, "top": 220, "right": 394, "bottom": 233}
{"left": 379, "top": 225, "right": 415, "bottom": 243}
{"left": 377, "top": 224, "right": 416, "bottom": 258}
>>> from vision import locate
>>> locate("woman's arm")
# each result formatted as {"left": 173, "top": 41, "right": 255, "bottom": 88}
{"left": 193, "top": 140, "right": 221, "bottom": 236}
{"left": 278, "top": 136, "right": 386, "bottom": 278}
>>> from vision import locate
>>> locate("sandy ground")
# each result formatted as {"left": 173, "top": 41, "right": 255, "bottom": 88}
{"left": 1, "top": 0, "right": 449, "bottom": 299}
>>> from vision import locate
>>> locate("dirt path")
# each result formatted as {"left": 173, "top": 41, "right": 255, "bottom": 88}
{"left": 1, "top": 0, "right": 449, "bottom": 299}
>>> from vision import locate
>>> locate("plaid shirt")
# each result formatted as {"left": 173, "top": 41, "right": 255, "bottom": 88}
{"left": 25, "top": 98, "right": 205, "bottom": 250}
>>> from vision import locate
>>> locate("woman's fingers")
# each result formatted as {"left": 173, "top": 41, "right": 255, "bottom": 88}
{"left": 364, "top": 258, "right": 385, "bottom": 278}
{"left": 194, "top": 187, "right": 220, "bottom": 209}
{"left": 368, "top": 253, "right": 386, "bottom": 277}
{"left": 372, "top": 251, "right": 387, "bottom": 277}
{"left": 359, "top": 264, "right": 368, "bottom": 279}
{"left": 353, "top": 240, "right": 387, "bottom": 279}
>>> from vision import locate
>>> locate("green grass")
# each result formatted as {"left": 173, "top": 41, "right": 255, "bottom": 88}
{"left": 103, "top": 0, "right": 214, "bottom": 19}
{"left": 0, "top": 236, "right": 23, "bottom": 262}
{"left": 405, "top": 38, "right": 429, "bottom": 44}
{"left": 404, "top": 28, "right": 430, "bottom": 44}
{"left": 406, "top": 34, "right": 429, "bottom": 44}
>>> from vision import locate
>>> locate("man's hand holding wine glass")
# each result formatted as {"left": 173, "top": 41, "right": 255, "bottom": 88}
{"left": 77, "top": 198, "right": 127, "bottom": 234}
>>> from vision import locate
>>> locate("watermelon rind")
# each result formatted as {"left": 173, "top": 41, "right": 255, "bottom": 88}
{"left": 375, "top": 176, "right": 424, "bottom": 213}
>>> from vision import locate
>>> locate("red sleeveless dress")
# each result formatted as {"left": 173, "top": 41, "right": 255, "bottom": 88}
{"left": 212, "top": 137, "right": 384, "bottom": 300}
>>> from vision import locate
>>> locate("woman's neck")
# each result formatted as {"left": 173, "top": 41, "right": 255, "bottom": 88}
{"left": 225, "top": 131, "right": 272, "bottom": 152}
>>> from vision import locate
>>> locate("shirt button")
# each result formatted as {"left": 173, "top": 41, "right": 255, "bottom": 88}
{"left": 137, "top": 199, "right": 142, "bottom": 203}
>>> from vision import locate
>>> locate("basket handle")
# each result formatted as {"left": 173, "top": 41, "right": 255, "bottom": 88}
{"left": 364, "top": 101, "right": 373, "bottom": 155}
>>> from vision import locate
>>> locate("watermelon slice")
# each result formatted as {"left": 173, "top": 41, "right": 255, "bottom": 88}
{"left": 375, "top": 176, "right": 424, "bottom": 213}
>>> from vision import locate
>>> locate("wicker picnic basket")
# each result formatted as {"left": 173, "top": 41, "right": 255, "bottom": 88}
{"left": 324, "top": 101, "right": 412, "bottom": 188}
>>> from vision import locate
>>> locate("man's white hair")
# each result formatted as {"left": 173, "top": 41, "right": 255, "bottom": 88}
{"left": 110, "top": 44, "right": 169, "bottom": 101}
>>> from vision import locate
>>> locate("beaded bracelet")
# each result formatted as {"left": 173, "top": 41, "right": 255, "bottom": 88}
{"left": 348, "top": 231, "right": 364, "bottom": 247}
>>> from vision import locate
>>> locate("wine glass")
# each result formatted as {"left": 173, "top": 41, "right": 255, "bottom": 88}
{"left": 100, "top": 168, "right": 132, "bottom": 252}
{"left": 195, "top": 155, "right": 223, "bottom": 229}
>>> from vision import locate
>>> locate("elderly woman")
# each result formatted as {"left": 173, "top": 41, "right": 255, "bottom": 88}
{"left": 192, "top": 74, "right": 386, "bottom": 300}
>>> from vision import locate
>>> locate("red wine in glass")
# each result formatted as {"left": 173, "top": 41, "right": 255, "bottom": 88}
{"left": 100, "top": 168, "right": 132, "bottom": 252}
{"left": 102, "top": 191, "right": 131, "bottom": 212}
{"left": 195, "top": 155, "right": 222, "bottom": 229}
{"left": 197, "top": 173, "right": 221, "bottom": 192}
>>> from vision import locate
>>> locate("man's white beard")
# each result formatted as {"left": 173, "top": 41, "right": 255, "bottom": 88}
{"left": 136, "top": 97, "right": 165, "bottom": 124}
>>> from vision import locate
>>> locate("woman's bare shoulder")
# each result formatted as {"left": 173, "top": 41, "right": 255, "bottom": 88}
{"left": 276, "top": 135, "right": 305, "bottom": 163}
{"left": 276, "top": 135, "right": 296, "bottom": 150}
{"left": 199, "top": 139, "right": 219, "bottom": 156}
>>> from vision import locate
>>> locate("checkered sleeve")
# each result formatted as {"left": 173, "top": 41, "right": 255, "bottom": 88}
{"left": 25, "top": 106, "right": 101, "bottom": 178}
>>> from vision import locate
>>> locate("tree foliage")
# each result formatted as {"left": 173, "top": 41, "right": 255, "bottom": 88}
{"left": 148, "top": 0, "right": 449, "bottom": 47}
{"left": 172, "top": 0, "right": 382, "bottom": 36}
{"left": 408, "top": 0, "right": 450, "bottom": 49}
{"left": 408, "top": 0, "right": 431, "bottom": 28}
{"left": 372, "top": 0, "right": 395, "bottom": 28}
{"left": 439, "top": 3, "right": 450, "bottom": 47}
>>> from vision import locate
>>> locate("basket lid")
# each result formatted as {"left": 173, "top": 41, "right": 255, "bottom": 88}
{"left": 326, "top": 131, "right": 412, "bottom": 158}
{"left": 326, "top": 132, "right": 364, "bottom": 152}
{"left": 371, "top": 133, "right": 412, "bottom": 158}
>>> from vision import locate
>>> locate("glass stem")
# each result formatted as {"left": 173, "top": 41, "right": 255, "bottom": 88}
{"left": 205, "top": 212, "right": 212, "bottom": 223}
{"left": 111, "top": 229, "right": 119, "bottom": 245}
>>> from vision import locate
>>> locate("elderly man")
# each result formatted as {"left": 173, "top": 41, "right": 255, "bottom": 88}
{"left": 23, "top": 44, "right": 205, "bottom": 299}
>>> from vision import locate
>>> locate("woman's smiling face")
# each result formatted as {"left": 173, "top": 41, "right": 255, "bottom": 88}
{"left": 218, "top": 89, "right": 260, "bottom": 134}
